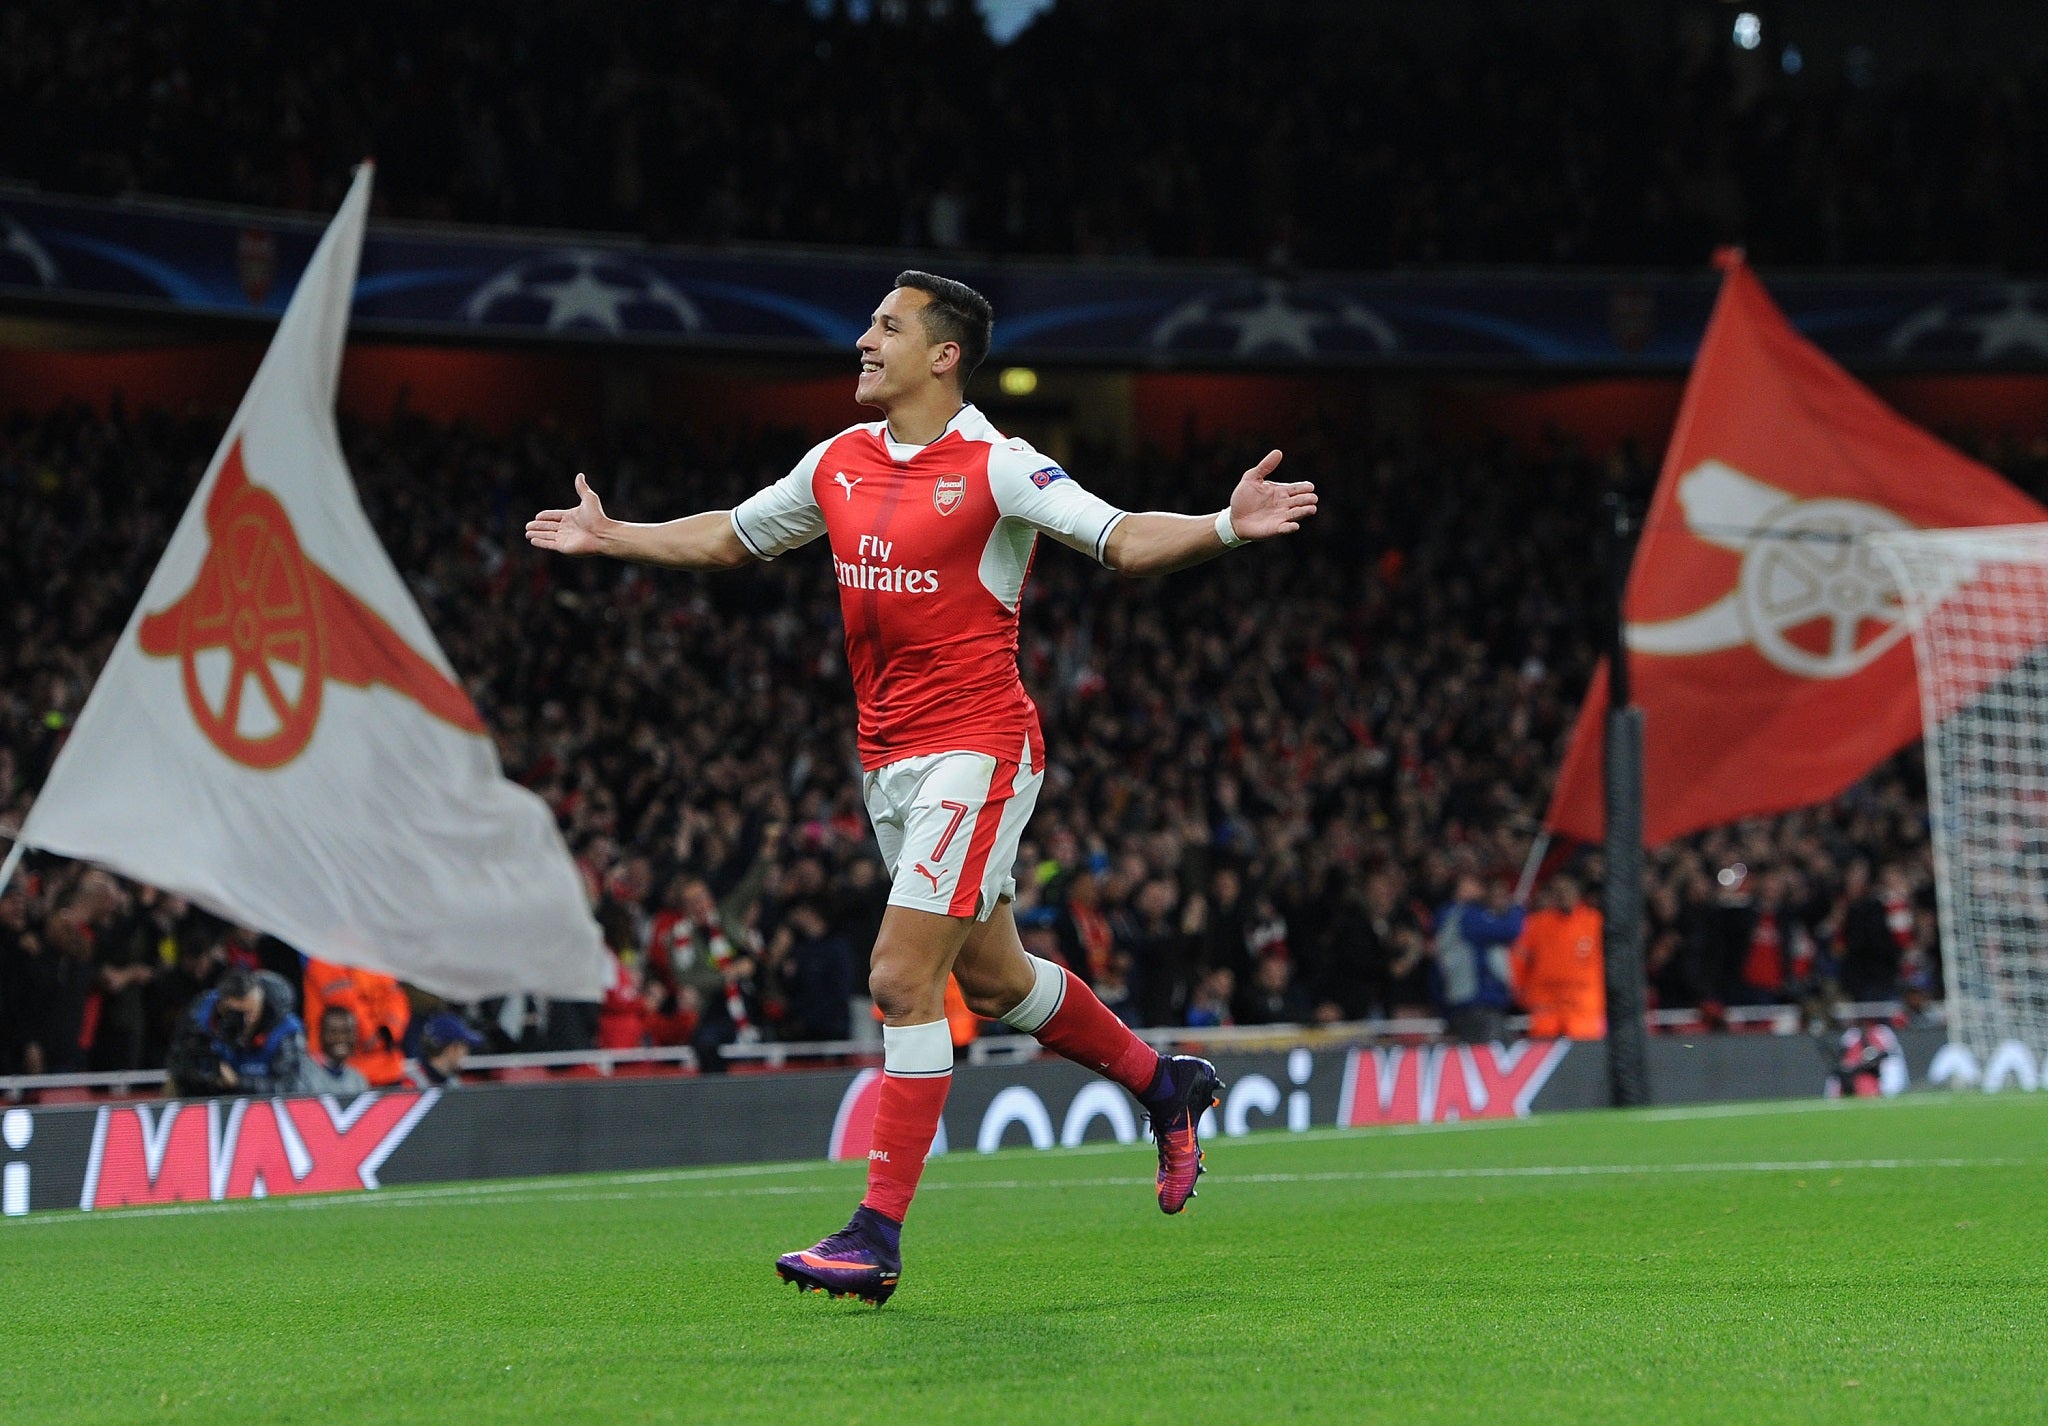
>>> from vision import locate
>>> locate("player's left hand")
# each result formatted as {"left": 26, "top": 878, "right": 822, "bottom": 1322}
{"left": 1228, "top": 450, "right": 1318, "bottom": 540}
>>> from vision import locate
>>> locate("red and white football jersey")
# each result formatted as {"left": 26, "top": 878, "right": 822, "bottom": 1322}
{"left": 731, "top": 404, "right": 1125, "bottom": 770}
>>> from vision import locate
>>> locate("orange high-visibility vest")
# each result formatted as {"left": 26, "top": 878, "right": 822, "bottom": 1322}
{"left": 1510, "top": 906, "right": 1606, "bottom": 1040}
{"left": 943, "top": 975, "right": 978, "bottom": 1049}
{"left": 302, "top": 958, "right": 412, "bottom": 1086}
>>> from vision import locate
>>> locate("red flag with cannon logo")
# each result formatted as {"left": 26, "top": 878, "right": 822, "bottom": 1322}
{"left": 1547, "top": 253, "right": 2047, "bottom": 846}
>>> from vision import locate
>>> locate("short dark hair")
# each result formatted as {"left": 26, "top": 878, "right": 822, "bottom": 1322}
{"left": 894, "top": 270, "right": 993, "bottom": 389}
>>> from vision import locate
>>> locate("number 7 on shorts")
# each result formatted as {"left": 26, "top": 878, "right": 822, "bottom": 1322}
{"left": 931, "top": 800, "right": 970, "bottom": 861}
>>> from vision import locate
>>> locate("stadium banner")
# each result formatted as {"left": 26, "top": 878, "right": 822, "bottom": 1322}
{"left": 11, "top": 167, "right": 609, "bottom": 1002}
{"left": 6, "top": 188, "right": 2048, "bottom": 370}
{"left": 4, "top": 1026, "right": 2018, "bottom": 1216}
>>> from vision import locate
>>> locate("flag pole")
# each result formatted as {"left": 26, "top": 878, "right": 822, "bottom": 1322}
{"left": 1601, "top": 491, "right": 1652, "bottom": 1108}
{"left": 0, "top": 835, "right": 25, "bottom": 899}
{"left": 1514, "top": 830, "right": 1550, "bottom": 905}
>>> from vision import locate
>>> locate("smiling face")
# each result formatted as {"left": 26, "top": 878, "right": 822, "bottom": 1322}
{"left": 855, "top": 287, "right": 957, "bottom": 410}
{"left": 320, "top": 1006, "right": 357, "bottom": 1063}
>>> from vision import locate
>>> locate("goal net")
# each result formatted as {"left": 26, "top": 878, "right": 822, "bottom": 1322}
{"left": 1873, "top": 525, "right": 2048, "bottom": 1075}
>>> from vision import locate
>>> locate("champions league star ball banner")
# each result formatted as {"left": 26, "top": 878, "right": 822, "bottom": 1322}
{"left": 2, "top": 1029, "right": 2002, "bottom": 1216}
{"left": 14, "top": 166, "right": 607, "bottom": 1002}
{"left": 9, "top": 188, "right": 2048, "bottom": 369}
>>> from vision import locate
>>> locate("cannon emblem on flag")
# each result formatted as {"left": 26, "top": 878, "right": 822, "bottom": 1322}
{"left": 1626, "top": 459, "right": 1913, "bottom": 680}
{"left": 138, "top": 438, "right": 484, "bottom": 769}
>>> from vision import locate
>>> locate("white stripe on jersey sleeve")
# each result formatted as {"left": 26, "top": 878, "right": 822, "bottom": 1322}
{"left": 730, "top": 437, "right": 831, "bottom": 560}
{"left": 985, "top": 440, "right": 1127, "bottom": 565}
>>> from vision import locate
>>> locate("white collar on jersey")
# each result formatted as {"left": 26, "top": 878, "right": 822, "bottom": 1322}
{"left": 874, "top": 403, "right": 996, "bottom": 462}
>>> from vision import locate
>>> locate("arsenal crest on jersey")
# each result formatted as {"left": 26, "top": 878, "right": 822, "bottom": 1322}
{"left": 933, "top": 474, "right": 966, "bottom": 516}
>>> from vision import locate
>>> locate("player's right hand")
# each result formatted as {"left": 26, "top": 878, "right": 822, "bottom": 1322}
{"left": 525, "top": 473, "right": 609, "bottom": 557}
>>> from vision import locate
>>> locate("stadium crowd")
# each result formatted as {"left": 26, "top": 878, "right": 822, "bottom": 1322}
{"left": 7, "top": 0, "right": 2048, "bottom": 271}
{"left": 0, "top": 399, "right": 1983, "bottom": 1084}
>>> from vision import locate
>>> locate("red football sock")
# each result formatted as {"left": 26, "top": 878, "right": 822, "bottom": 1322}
{"left": 860, "top": 1071, "right": 950, "bottom": 1222}
{"left": 1032, "top": 968, "right": 1162, "bottom": 1097}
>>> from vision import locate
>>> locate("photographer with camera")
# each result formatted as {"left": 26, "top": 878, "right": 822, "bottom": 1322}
{"left": 166, "top": 965, "right": 307, "bottom": 1097}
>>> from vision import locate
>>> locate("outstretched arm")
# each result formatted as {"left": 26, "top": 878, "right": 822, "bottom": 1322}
{"left": 526, "top": 473, "right": 753, "bottom": 570}
{"left": 1104, "top": 450, "right": 1317, "bottom": 576}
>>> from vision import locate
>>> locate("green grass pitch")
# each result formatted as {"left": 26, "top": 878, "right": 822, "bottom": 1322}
{"left": 4, "top": 1092, "right": 2044, "bottom": 1424}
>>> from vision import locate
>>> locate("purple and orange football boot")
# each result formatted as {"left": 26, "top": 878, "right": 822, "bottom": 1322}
{"left": 775, "top": 1205, "right": 903, "bottom": 1305}
{"left": 1143, "top": 1054, "right": 1223, "bottom": 1214}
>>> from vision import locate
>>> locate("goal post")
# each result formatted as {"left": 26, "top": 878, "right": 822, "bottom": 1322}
{"left": 1871, "top": 525, "right": 2048, "bottom": 1072}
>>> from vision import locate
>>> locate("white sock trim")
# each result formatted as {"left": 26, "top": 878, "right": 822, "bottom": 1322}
{"left": 882, "top": 1018, "right": 954, "bottom": 1077}
{"left": 999, "top": 954, "right": 1067, "bottom": 1035}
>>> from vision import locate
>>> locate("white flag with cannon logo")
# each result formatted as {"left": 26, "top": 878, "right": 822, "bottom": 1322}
{"left": 17, "top": 165, "right": 606, "bottom": 1000}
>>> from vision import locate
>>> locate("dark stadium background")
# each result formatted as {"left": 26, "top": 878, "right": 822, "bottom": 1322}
{"left": 7, "top": 0, "right": 2048, "bottom": 1089}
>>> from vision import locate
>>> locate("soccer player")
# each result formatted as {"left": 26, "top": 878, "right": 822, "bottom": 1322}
{"left": 527, "top": 272, "right": 1318, "bottom": 1303}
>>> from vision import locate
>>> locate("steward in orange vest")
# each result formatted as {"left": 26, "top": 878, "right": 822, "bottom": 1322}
{"left": 1510, "top": 876, "right": 1606, "bottom": 1041}
{"left": 301, "top": 957, "right": 412, "bottom": 1087}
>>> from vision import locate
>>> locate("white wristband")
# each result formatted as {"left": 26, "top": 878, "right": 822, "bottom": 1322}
{"left": 1215, "top": 508, "right": 1247, "bottom": 548}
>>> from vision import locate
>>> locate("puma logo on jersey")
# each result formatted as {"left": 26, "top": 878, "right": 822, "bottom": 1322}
{"left": 833, "top": 472, "right": 863, "bottom": 500}
{"left": 913, "top": 863, "right": 942, "bottom": 893}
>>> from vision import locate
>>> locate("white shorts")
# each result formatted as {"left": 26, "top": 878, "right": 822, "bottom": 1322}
{"left": 863, "top": 741, "right": 1043, "bottom": 921}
